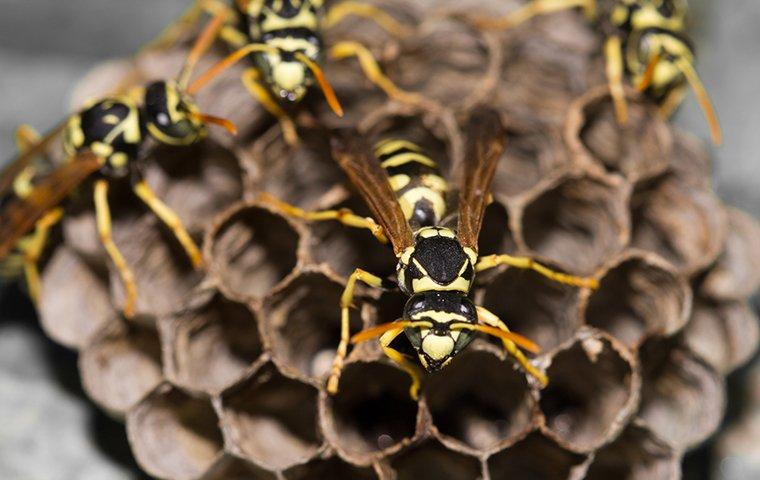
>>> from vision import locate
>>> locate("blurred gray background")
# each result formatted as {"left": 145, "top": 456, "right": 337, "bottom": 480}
{"left": 0, "top": 1, "right": 757, "bottom": 479}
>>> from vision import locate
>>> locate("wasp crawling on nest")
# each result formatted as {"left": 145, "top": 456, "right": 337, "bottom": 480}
{"left": 258, "top": 108, "right": 599, "bottom": 398}
{"left": 155, "top": 0, "right": 425, "bottom": 145}
{"left": 467, "top": 0, "right": 721, "bottom": 145}
{"left": 0, "top": 13, "right": 239, "bottom": 318}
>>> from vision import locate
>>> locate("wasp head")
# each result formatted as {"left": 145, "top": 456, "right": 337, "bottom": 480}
{"left": 143, "top": 80, "right": 206, "bottom": 146}
{"left": 402, "top": 291, "right": 478, "bottom": 372}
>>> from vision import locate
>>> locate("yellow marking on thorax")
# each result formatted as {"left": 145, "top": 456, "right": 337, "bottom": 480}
{"left": 411, "top": 275, "right": 471, "bottom": 294}
{"left": 417, "top": 227, "right": 455, "bottom": 239}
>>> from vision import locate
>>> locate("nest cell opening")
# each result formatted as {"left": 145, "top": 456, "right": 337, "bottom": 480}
{"left": 127, "top": 387, "right": 224, "bottom": 480}
{"left": 80, "top": 322, "right": 162, "bottom": 415}
{"left": 324, "top": 361, "right": 418, "bottom": 460}
{"left": 481, "top": 267, "right": 583, "bottom": 352}
{"left": 284, "top": 456, "right": 378, "bottom": 480}
{"left": 576, "top": 91, "right": 671, "bottom": 181}
{"left": 638, "top": 340, "right": 725, "bottom": 449}
{"left": 310, "top": 196, "right": 398, "bottom": 279}
{"left": 390, "top": 439, "right": 483, "bottom": 480}
{"left": 585, "top": 424, "right": 678, "bottom": 480}
{"left": 492, "top": 124, "right": 569, "bottom": 199}
{"left": 265, "top": 271, "right": 360, "bottom": 380}
{"left": 109, "top": 213, "right": 203, "bottom": 318}
{"left": 210, "top": 205, "right": 300, "bottom": 302}
{"left": 220, "top": 364, "right": 321, "bottom": 470}
{"left": 477, "top": 201, "right": 518, "bottom": 258}
{"left": 683, "top": 299, "right": 759, "bottom": 374}
{"left": 390, "top": 18, "right": 495, "bottom": 107}
{"left": 700, "top": 208, "right": 760, "bottom": 301}
{"left": 425, "top": 348, "right": 535, "bottom": 452}
{"left": 631, "top": 175, "right": 726, "bottom": 276}
{"left": 145, "top": 141, "right": 244, "bottom": 233}
{"left": 39, "top": 246, "right": 114, "bottom": 349}
{"left": 521, "top": 176, "right": 628, "bottom": 275}
{"left": 585, "top": 253, "right": 690, "bottom": 348}
{"left": 167, "top": 295, "right": 262, "bottom": 394}
{"left": 203, "top": 456, "right": 277, "bottom": 480}
{"left": 487, "top": 432, "right": 587, "bottom": 480}
{"left": 254, "top": 127, "right": 347, "bottom": 209}
{"left": 539, "top": 333, "right": 638, "bottom": 452}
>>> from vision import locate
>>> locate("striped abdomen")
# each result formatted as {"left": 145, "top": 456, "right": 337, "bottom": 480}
{"left": 375, "top": 139, "right": 448, "bottom": 230}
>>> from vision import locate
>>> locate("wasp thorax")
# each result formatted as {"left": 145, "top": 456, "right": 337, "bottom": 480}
{"left": 403, "top": 291, "right": 478, "bottom": 372}
{"left": 613, "top": 0, "right": 686, "bottom": 32}
{"left": 396, "top": 227, "right": 478, "bottom": 296}
{"left": 143, "top": 80, "right": 206, "bottom": 146}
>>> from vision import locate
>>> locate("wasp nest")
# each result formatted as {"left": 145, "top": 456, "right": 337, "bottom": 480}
{"left": 34, "top": 1, "right": 758, "bottom": 479}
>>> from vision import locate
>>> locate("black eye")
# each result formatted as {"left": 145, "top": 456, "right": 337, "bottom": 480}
{"left": 157, "top": 112, "right": 170, "bottom": 126}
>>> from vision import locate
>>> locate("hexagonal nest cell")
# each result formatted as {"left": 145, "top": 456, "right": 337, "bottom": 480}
{"left": 21, "top": 0, "right": 760, "bottom": 479}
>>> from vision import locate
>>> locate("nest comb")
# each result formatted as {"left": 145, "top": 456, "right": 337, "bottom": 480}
{"left": 29, "top": 1, "right": 759, "bottom": 479}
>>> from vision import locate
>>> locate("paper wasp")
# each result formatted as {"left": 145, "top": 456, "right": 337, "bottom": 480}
{"left": 466, "top": 0, "right": 721, "bottom": 145}
{"left": 0, "top": 13, "right": 238, "bottom": 318}
{"left": 152, "top": 0, "right": 423, "bottom": 145}
{"left": 258, "top": 108, "right": 598, "bottom": 398}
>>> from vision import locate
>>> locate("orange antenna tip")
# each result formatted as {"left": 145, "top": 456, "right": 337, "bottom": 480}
{"left": 295, "top": 52, "right": 344, "bottom": 117}
{"left": 195, "top": 113, "right": 238, "bottom": 135}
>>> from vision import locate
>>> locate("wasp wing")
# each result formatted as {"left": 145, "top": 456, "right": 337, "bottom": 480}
{"left": 0, "top": 151, "right": 102, "bottom": 261}
{"left": 331, "top": 130, "right": 414, "bottom": 255}
{"left": 0, "top": 121, "right": 68, "bottom": 198}
{"left": 456, "top": 108, "right": 507, "bottom": 251}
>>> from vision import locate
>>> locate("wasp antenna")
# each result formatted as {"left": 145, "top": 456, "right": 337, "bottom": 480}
{"left": 193, "top": 112, "right": 238, "bottom": 135}
{"left": 351, "top": 321, "right": 431, "bottom": 344}
{"left": 636, "top": 53, "right": 661, "bottom": 92}
{"left": 452, "top": 323, "right": 541, "bottom": 354}
{"left": 677, "top": 58, "right": 722, "bottom": 146}
{"left": 188, "top": 43, "right": 279, "bottom": 94}
{"left": 178, "top": 8, "right": 228, "bottom": 89}
{"left": 295, "top": 52, "right": 344, "bottom": 117}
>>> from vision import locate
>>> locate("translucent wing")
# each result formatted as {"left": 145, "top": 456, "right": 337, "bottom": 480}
{"left": 0, "top": 121, "right": 67, "bottom": 197}
{"left": 456, "top": 108, "right": 507, "bottom": 251}
{"left": 0, "top": 151, "right": 102, "bottom": 260}
{"left": 331, "top": 130, "right": 414, "bottom": 254}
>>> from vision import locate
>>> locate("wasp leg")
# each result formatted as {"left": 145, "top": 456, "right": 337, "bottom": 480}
{"left": 658, "top": 84, "right": 687, "bottom": 119}
{"left": 256, "top": 192, "right": 388, "bottom": 244}
{"left": 379, "top": 328, "right": 424, "bottom": 399}
{"left": 20, "top": 208, "right": 65, "bottom": 304}
{"left": 476, "top": 305, "right": 548, "bottom": 386}
{"left": 329, "top": 41, "right": 427, "bottom": 107}
{"left": 325, "top": 2, "right": 413, "bottom": 37}
{"left": 476, "top": 254, "right": 599, "bottom": 289}
{"left": 132, "top": 179, "right": 204, "bottom": 269}
{"left": 94, "top": 179, "right": 138, "bottom": 318}
{"left": 328, "top": 268, "right": 388, "bottom": 395}
{"left": 143, "top": 0, "right": 235, "bottom": 52}
{"left": 604, "top": 35, "right": 629, "bottom": 125}
{"left": 241, "top": 68, "right": 299, "bottom": 145}
{"left": 468, "top": 0, "right": 595, "bottom": 29}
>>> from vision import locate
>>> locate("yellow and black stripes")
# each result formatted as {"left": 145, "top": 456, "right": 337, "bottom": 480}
{"left": 374, "top": 139, "right": 448, "bottom": 231}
